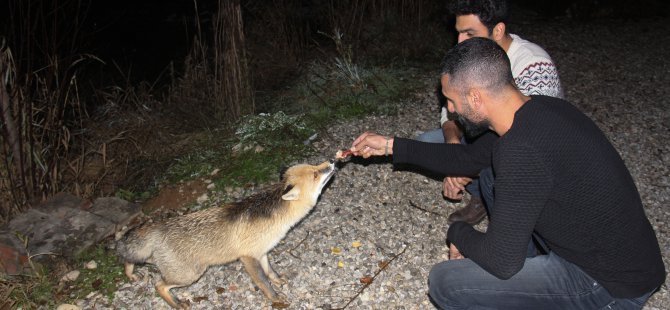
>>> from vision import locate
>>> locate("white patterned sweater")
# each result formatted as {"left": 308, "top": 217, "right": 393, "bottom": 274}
{"left": 440, "top": 34, "right": 564, "bottom": 125}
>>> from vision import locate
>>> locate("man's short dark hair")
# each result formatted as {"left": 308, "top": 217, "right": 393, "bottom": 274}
{"left": 440, "top": 37, "right": 514, "bottom": 95}
{"left": 448, "top": 0, "right": 509, "bottom": 34}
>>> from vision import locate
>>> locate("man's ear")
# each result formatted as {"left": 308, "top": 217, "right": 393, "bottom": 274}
{"left": 491, "top": 22, "right": 506, "bottom": 41}
{"left": 467, "top": 88, "right": 482, "bottom": 108}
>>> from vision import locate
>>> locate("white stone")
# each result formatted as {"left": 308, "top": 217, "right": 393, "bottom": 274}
{"left": 84, "top": 260, "right": 97, "bottom": 269}
{"left": 61, "top": 270, "right": 80, "bottom": 282}
{"left": 196, "top": 193, "right": 209, "bottom": 204}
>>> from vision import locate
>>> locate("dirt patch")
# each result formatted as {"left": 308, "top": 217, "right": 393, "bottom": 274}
{"left": 141, "top": 179, "right": 209, "bottom": 214}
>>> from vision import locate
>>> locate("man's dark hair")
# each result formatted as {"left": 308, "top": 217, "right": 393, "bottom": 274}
{"left": 440, "top": 37, "right": 514, "bottom": 96}
{"left": 448, "top": 0, "right": 509, "bottom": 34}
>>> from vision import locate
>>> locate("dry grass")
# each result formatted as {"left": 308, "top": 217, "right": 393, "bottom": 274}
{"left": 168, "top": 0, "right": 254, "bottom": 129}
{"left": 0, "top": 40, "right": 103, "bottom": 222}
{"left": 0, "top": 0, "right": 97, "bottom": 222}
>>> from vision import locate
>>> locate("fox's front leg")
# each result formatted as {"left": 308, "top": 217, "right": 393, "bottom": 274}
{"left": 124, "top": 262, "right": 141, "bottom": 282}
{"left": 260, "top": 254, "right": 286, "bottom": 285}
{"left": 240, "top": 256, "right": 287, "bottom": 303}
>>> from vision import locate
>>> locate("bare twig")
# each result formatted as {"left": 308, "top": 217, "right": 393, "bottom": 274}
{"left": 332, "top": 245, "right": 408, "bottom": 310}
{"left": 408, "top": 200, "right": 446, "bottom": 217}
{"left": 285, "top": 231, "right": 310, "bottom": 260}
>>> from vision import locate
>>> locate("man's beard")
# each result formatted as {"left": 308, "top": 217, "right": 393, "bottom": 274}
{"left": 455, "top": 112, "right": 490, "bottom": 138}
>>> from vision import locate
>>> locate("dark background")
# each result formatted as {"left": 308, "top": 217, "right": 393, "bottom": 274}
{"left": 79, "top": 0, "right": 670, "bottom": 80}
{"left": 2, "top": 0, "right": 668, "bottom": 94}
{"left": 85, "top": 0, "right": 670, "bottom": 81}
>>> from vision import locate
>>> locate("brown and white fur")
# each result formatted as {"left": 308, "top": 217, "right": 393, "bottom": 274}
{"left": 116, "top": 160, "right": 336, "bottom": 309}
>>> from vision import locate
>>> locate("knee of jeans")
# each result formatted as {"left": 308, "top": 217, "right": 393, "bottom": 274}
{"left": 416, "top": 129, "right": 445, "bottom": 143}
{"left": 416, "top": 133, "right": 434, "bottom": 143}
{"left": 428, "top": 262, "right": 461, "bottom": 306}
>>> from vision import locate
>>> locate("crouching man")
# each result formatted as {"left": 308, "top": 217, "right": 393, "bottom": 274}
{"left": 349, "top": 37, "right": 665, "bottom": 309}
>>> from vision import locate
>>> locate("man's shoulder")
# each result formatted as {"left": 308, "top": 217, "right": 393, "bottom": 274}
{"left": 508, "top": 33, "right": 553, "bottom": 62}
{"left": 508, "top": 34, "right": 563, "bottom": 98}
{"left": 498, "top": 97, "right": 565, "bottom": 152}
{"left": 510, "top": 96, "right": 568, "bottom": 130}
{"left": 523, "top": 95, "right": 569, "bottom": 114}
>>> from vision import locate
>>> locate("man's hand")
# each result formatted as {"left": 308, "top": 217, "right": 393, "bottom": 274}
{"left": 351, "top": 132, "right": 393, "bottom": 158}
{"left": 443, "top": 176, "right": 473, "bottom": 200}
{"left": 449, "top": 243, "right": 464, "bottom": 260}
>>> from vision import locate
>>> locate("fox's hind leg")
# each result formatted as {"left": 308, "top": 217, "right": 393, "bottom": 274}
{"left": 260, "top": 254, "right": 286, "bottom": 285}
{"left": 156, "top": 280, "right": 191, "bottom": 309}
{"left": 241, "top": 256, "right": 286, "bottom": 303}
{"left": 154, "top": 260, "right": 206, "bottom": 309}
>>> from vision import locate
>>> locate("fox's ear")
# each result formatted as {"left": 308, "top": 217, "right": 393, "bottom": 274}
{"left": 281, "top": 185, "right": 301, "bottom": 201}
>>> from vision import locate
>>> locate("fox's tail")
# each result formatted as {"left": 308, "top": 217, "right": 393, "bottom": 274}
{"left": 116, "top": 225, "right": 154, "bottom": 263}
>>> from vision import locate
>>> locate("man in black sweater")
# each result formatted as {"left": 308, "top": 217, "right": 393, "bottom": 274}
{"left": 349, "top": 38, "right": 665, "bottom": 309}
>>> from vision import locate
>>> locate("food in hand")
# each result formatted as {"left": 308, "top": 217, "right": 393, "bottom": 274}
{"left": 335, "top": 149, "right": 353, "bottom": 160}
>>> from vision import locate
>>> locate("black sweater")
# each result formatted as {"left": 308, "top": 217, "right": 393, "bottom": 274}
{"left": 393, "top": 95, "right": 665, "bottom": 298}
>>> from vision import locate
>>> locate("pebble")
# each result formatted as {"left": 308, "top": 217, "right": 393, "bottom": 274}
{"left": 84, "top": 260, "right": 97, "bottom": 269}
{"left": 61, "top": 270, "right": 80, "bottom": 282}
{"left": 196, "top": 193, "right": 208, "bottom": 204}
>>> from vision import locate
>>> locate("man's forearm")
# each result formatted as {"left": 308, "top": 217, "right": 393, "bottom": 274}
{"left": 392, "top": 135, "right": 495, "bottom": 176}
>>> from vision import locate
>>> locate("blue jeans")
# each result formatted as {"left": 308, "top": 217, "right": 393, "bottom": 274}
{"left": 428, "top": 252, "right": 656, "bottom": 310}
{"left": 416, "top": 128, "right": 447, "bottom": 143}
{"left": 416, "top": 129, "right": 482, "bottom": 198}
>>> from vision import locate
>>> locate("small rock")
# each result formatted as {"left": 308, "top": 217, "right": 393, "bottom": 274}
{"left": 61, "top": 270, "right": 80, "bottom": 282}
{"left": 196, "top": 193, "right": 209, "bottom": 204}
{"left": 207, "top": 183, "right": 216, "bottom": 190}
{"left": 84, "top": 260, "right": 97, "bottom": 269}
{"left": 86, "top": 291, "right": 99, "bottom": 299}
{"left": 114, "top": 230, "right": 125, "bottom": 241}
{"left": 56, "top": 304, "right": 81, "bottom": 310}
{"left": 210, "top": 168, "right": 220, "bottom": 176}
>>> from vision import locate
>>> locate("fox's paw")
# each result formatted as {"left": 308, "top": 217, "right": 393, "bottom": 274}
{"left": 127, "top": 270, "right": 148, "bottom": 282}
{"left": 270, "top": 293, "right": 290, "bottom": 309}
{"left": 124, "top": 262, "right": 145, "bottom": 282}
{"left": 128, "top": 273, "right": 141, "bottom": 282}
{"left": 177, "top": 300, "right": 191, "bottom": 310}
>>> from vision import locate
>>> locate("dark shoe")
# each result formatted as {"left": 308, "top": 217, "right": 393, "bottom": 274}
{"left": 447, "top": 197, "right": 486, "bottom": 225}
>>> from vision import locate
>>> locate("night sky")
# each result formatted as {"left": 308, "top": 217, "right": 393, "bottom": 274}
{"left": 85, "top": 0, "right": 200, "bottom": 80}
{"left": 2, "top": 0, "right": 668, "bottom": 84}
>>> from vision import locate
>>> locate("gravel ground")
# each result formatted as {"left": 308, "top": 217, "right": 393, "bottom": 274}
{"left": 80, "top": 14, "right": 669, "bottom": 310}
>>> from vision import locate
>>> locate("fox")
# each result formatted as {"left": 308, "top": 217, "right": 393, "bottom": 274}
{"left": 116, "top": 160, "right": 336, "bottom": 309}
